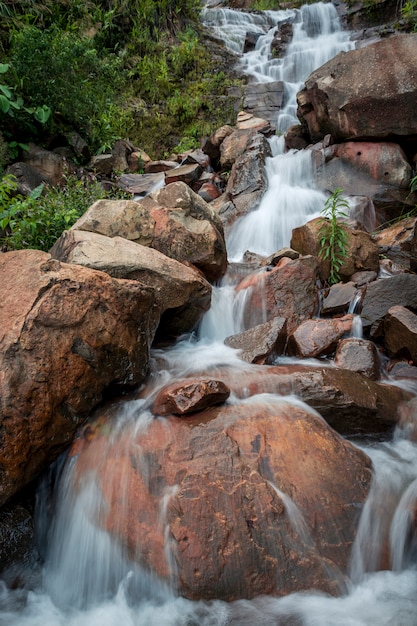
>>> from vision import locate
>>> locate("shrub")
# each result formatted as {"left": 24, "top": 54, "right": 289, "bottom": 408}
{"left": 318, "top": 188, "right": 349, "bottom": 285}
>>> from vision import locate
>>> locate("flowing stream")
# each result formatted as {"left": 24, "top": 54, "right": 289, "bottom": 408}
{"left": 1, "top": 3, "right": 417, "bottom": 625}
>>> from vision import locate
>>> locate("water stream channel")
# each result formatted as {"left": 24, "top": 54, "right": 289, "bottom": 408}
{"left": 1, "top": 3, "right": 417, "bottom": 625}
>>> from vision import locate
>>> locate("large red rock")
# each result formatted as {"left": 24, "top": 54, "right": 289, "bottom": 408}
{"left": 290, "top": 217, "right": 380, "bottom": 282}
{"left": 297, "top": 33, "right": 417, "bottom": 142}
{"left": 236, "top": 257, "right": 319, "bottom": 333}
{"left": 70, "top": 397, "right": 372, "bottom": 601}
{"left": 373, "top": 217, "right": 417, "bottom": 273}
{"left": 0, "top": 250, "right": 159, "bottom": 505}
{"left": 224, "top": 316, "right": 287, "bottom": 364}
{"left": 152, "top": 378, "right": 230, "bottom": 416}
{"left": 384, "top": 305, "right": 417, "bottom": 364}
{"left": 360, "top": 274, "right": 417, "bottom": 336}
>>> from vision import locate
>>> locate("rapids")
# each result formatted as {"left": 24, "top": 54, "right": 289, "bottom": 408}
{"left": 1, "top": 3, "right": 417, "bottom": 625}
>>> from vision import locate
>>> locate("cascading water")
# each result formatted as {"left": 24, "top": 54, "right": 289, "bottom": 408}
{"left": 1, "top": 4, "right": 417, "bottom": 625}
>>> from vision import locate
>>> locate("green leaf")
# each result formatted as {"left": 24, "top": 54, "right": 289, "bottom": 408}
{"left": 0, "top": 94, "right": 10, "bottom": 113}
{"left": 0, "top": 84, "right": 12, "bottom": 98}
{"left": 0, "top": 63, "right": 10, "bottom": 74}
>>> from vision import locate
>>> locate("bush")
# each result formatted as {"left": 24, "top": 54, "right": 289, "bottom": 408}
{"left": 9, "top": 25, "right": 132, "bottom": 152}
{"left": 0, "top": 173, "right": 131, "bottom": 251}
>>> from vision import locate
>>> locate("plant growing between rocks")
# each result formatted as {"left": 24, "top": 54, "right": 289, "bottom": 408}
{"left": 319, "top": 187, "right": 349, "bottom": 285}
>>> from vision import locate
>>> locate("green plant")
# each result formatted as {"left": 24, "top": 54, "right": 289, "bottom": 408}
{"left": 401, "top": 0, "right": 417, "bottom": 30}
{"left": 318, "top": 188, "right": 349, "bottom": 285}
{"left": 0, "top": 174, "right": 131, "bottom": 251}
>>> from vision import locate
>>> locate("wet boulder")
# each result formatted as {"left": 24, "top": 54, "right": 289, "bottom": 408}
{"left": 224, "top": 316, "right": 287, "bottom": 364}
{"left": 50, "top": 230, "right": 212, "bottom": 339}
{"left": 321, "top": 282, "right": 358, "bottom": 316}
{"left": 236, "top": 256, "right": 319, "bottom": 334}
{"left": 70, "top": 397, "right": 372, "bottom": 601}
{"left": 0, "top": 250, "right": 159, "bottom": 505}
{"left": 297, "top": 33, "right": 417, "bottom": 142}
{"left": 152, "top": 378, "right": 230, "bottom": 416}
{"left": 287, "top": 315, "right": 353, "bottom": 359}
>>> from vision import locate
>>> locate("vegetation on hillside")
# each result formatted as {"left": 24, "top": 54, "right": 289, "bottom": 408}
{"left": 0, "top": 0, "right": 241, "bottom": 165}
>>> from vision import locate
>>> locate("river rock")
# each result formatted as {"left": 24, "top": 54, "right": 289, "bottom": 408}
{"left": 70, "top": 397, "right": 372, "bottom": 601}
{"left": 334, "top": 338, "right": 381, "bottom": 380}
{"left": 164, "top": 162, "right": 202, "bottom": 186}
{"left": 360, "top": 274, "right": 417, "bottom": 336}
{"left": 287, "top": 315, "right": 353, "bottom": 358}
{"left": 314, "top": 142, "right": 413, "bottom": 213}
{"left": 384, "top": 305, "right": 417, "bottom": 364}
{"left": 236, "top": 256, "right": 318, "bottom": 333}
{"left": 224, "top": 131, "right": 271, "bottom": 227}
{"left": 290, "top": 217, "right": 380, "bottom": 282}
{"left": 50, "top": 230, "right": 212, "bottom": 338}
{"left": 152, "top": 378, "right": 230, "bottom": 416}
{"left": 202, "top": 125, "right": 234, "bottom": 162}
{"left": 224, "top": 316, "right": 287, "bottom": 364}
{"left": 0, "top": 250, "right": 159, "bottom": 505}
{"left": 22, "top": 143, "right": 76, "bottom": 185}
{"left": 321, "top": 282, "right": 358, "bottom": 315}
{"left": 296, "top": 33, "right": 417, "bottom": 142}
{"left": 373, "top": 216, "right": 417, "bottom": 272}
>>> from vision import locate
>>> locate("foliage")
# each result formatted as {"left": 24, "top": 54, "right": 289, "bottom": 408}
{"left": 0, "top": 173, "right": 131, "bottom": 251}
{"left": 400, "top": 0, "right": 417, "bottom": 30}
{"left": 8, "top": 26, "right": 130, "bottom": 152}
{"left": 318, "top": 188, "right": 349, "bottom": 285}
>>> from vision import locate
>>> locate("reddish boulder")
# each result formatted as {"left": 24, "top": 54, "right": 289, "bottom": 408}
{"left": 291, "top": 217, "right": 380, "bottom": 282}
{"left": 152, "top": 378, "right": 230, "bottom": 416}
{"left": 321, "top": 282, "right": 358, "bottom": 315}
{"left": 70, "top": 397, "right": 372, "bottom": 600}
{"left": 297, "top": 34, "right": 417, "bottom": 142}
{"left": 287, "top": 315, "right": 353, "bottom": 358}
{"left": 236, "top": 257, "right": 319, "bottom": 333}
{"left": 0, "top": 250, "right": 159, "bottom": 505}
{"left": 164, "top": 163, "right": 202, "bottom": 186}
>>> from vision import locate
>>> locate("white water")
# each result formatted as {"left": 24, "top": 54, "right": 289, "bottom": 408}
{"left": 2, "top": 4, "right": 417, "bottom": 626}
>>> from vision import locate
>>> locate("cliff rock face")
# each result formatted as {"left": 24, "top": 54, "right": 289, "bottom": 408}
{"left": 0, "top": 250, "right": 159, "bottom": 504}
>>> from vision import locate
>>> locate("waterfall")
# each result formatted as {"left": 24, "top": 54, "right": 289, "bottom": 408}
{"left": 1, "top": 4, "right": 417, "bottom": 626}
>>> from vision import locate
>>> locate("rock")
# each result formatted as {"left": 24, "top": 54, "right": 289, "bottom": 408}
{"left": 261, "top": 247, "right": 300, "bottom": 267}
{"left": 287, "top": 315, "right": 353, "bottom": 358}
{"left": 241, "top": 83, "right": 284, "bottom": 127}
{"left": 243, "top": 31, "right": 262, "bottom": 53}
{"left": 373, "top": 217, "right": 417, "bottom": 272}
{"left": 220, "top": 364, "right": 413, "bottom": 435}
{"left": 285, "top": 124, "right": 310, "bottom": 150}
{"left": 314, "top": 142, "right": 413, "bottom": 213}
{"left": 6, "top": 162, "right": 48, "bottom": 196}
{"left": 66, "top": 131, "right": 90, "bottom": 163}
{"left": 50, "top": 230, "right": 212, "bottom": 339}
{"left": 70, "top": 397, "right": 372, "bottom": 600}
{"left": 334, "top": 338, "right": 380, "bottom": 380}
{"left": 224, "top": 317, "right": 287, "bottom": 364}
{"left": 22, "top": 143, "right": 75, "bottom": 185}
{"left": 290, "top": 217, "right": 380, "bottom": 281}
{"left": 0, "top": 250, "right": 159, "bottom": 504}
{"left": 71, "top": 198, "right": 155, "bottom": 246}
{"left": 144, "top": 160, "right": 178, "bottom": 173}
{"left": 118, "top": 172, "right": 165, "bottom": 196}
{"left": 236, "top": 111, "right": 273, "bottom": 135}
{"left": 321, "top": 282, "right": 358, "bottom": 315}
{"left": 236, "top": 257, "right": 318, "bottom": 334}
{"left": 152, "top": 378, "right": 230, "bottom": 416}
{"left": 164, "top": 163, "right": 202, "bottom": 186}
{"left": 197, "top": 182, "right": 221, "bottom": 202}
{"left": 360, "top": 274, "right": 417, "bottom": 336}
{"left": 202, "top": 125, "right": 234, "bottom": 162}
{"left": 89, "top": 153, "right": 115, "bottom": 176}
{"left": 127, "top": 149, "right": 152, "bottom": 173}
{"left": 384, "top": 305, "right": 417, "bottom": 364}
{"left": 224, "top": 131, "right": 272, "bottom": 228}
{"left": 351, "top": 270, "right": 377, "bottom": 287}
{"left": 220, "top": 128, "right": 265, "bottom": 170}
{"left": 297, "top": 34, "right": 417, "bottom": 142}
{"left": 271, "top": 21, "right": 293, "bottom": 57}
{"left": 0, "top": 504, "right": 37, "bottom": 572}
{"left": 147, "top": 182, "right": 227, "bottom": 282}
